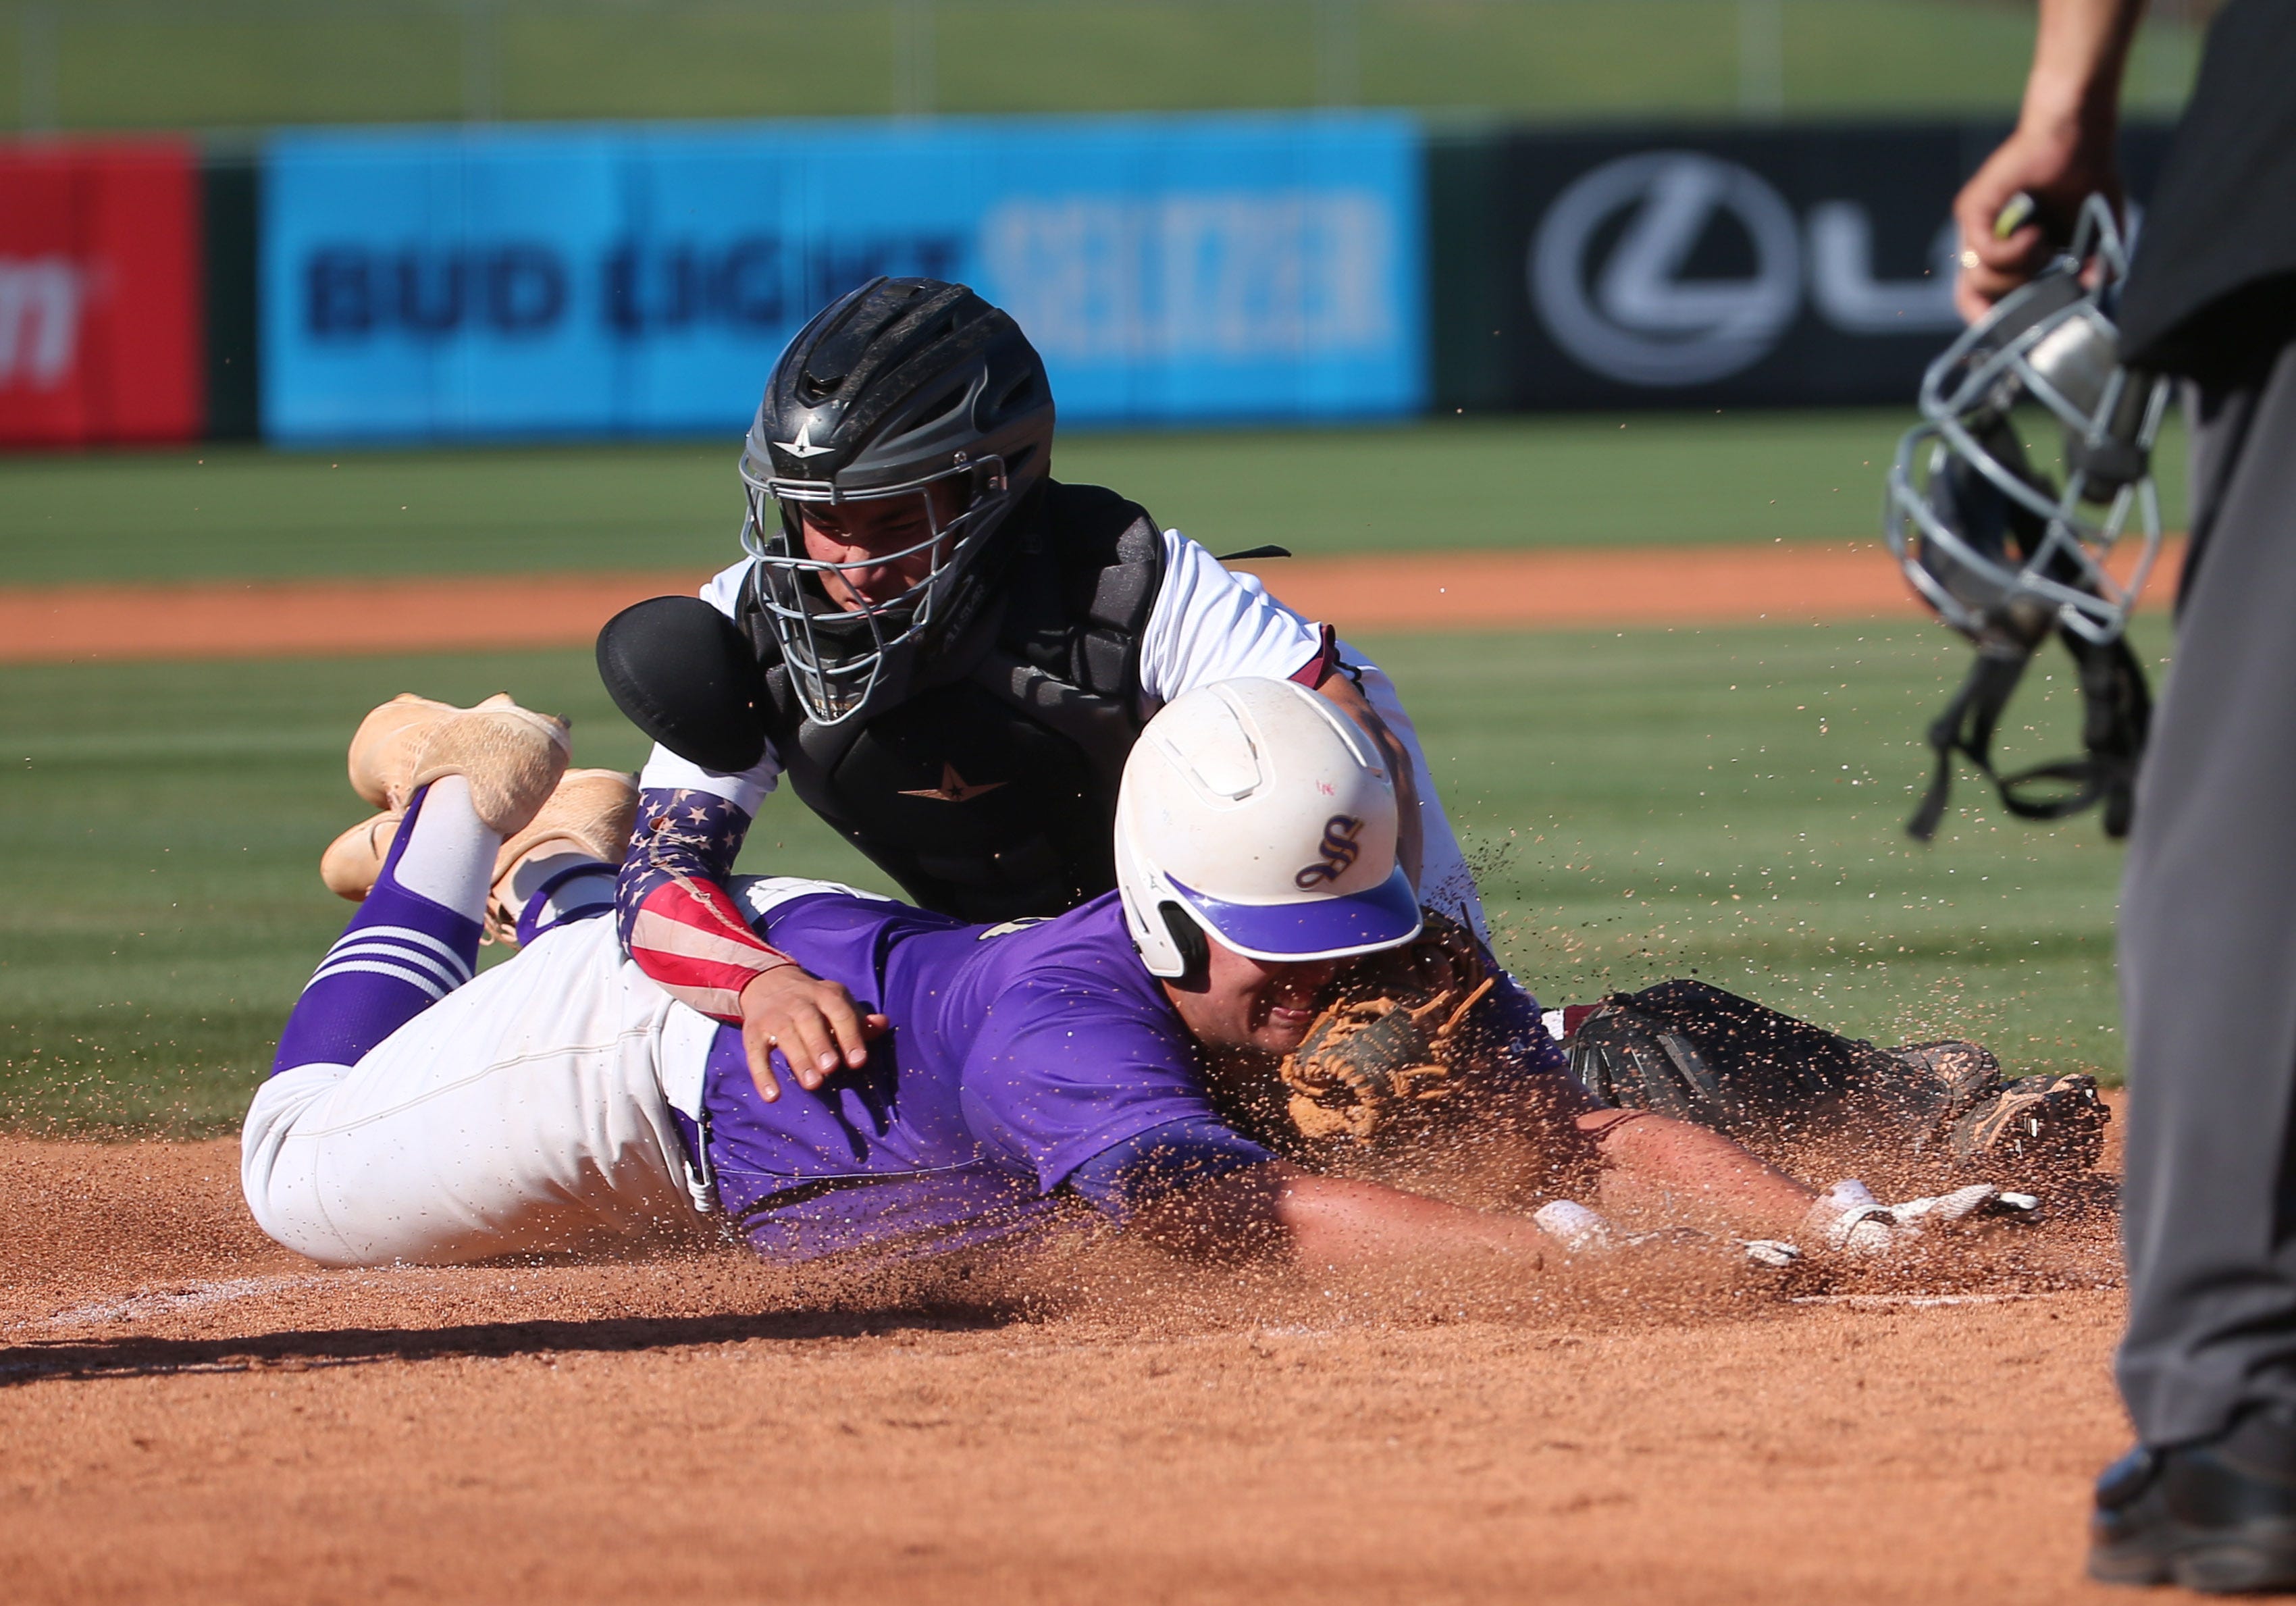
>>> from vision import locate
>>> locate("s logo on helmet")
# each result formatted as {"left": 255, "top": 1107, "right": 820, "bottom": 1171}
{"left": 1294, "top": 814, "right": 1365, "bottom": 889}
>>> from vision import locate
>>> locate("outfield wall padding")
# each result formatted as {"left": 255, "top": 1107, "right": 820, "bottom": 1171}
{"left": 0, "top": 140, "right": 206, "bottom": 446}
{"left": 201, "top": 155, "right": 262, "bottom": 442}
{"left": 0, "top": 114, "right": 2203, "bottom": 446}
{"left": 255, "top": 115, "right": 1427, "bottom": 444}
{"left": 1426, "top": 121, "right": 2177, "bottom": 413}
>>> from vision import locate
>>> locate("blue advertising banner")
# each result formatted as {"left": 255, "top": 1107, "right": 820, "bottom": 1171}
{"left": 261, "top": 114, "right": 1424, "bottom": 442}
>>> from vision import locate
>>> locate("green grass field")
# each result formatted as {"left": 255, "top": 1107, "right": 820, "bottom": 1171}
{"left": 0, "top": 0, "right": 2203, "bottom": 131}
{"left": 0, "top": 413, "right": 2168, "bottom": 1135}
{"left": 0, "top": 409, "right": 2189, "bottom": 584}
{"left": 0, "top": 623, "right": 2151, "bottom": 1136}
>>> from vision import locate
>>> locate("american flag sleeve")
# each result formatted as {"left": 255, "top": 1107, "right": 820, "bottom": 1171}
{"left": 614, "top": 787, "right": 795, "bottom": 1022}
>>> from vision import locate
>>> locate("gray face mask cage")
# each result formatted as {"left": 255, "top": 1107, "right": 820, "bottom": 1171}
{"left": 1884, "top": 195, "right": 2173, "bottom": 648}
{"left": 737, "top": 456, "right": 1011, "bottom": 726}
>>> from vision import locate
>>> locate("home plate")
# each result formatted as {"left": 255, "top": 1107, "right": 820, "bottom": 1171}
{"left": 36, "top": 1275, "right": 338, "bottom": 1329}
{"left": 1790, "top": 1293, "right": 2042, "bottom": 1310}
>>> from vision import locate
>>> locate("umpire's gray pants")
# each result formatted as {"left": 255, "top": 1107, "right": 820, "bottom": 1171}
{"left": 2118, "top": 337, "right": 2296, "bottom": 1446}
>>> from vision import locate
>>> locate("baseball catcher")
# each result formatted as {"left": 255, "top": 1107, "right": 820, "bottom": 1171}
{"left": 248, "top": 677, "right": 2039, "bottom": 1278}
{"left": 585, "top": 276, "right": 1509, "bottom": 1110}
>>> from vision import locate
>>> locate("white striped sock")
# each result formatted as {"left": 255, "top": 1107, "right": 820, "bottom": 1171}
{"left": 388, "top": 774, "right": 498, "bottom": 915}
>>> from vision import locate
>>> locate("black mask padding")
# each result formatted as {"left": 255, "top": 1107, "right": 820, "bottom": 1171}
{"left": 2066, "top": 430, "right": 2150, "bottom": 498}
{"left": 1908, "top": 626, "right": 2151, "bottom": 843}
{"left": 1908, "top": 419, "right": 2151, "bottom": 842}
{"left": 596, "top": 596, "right": 768, "bottom": 775}
{"left": 1920, "top": 423, "right": 2057, "bottom": 652}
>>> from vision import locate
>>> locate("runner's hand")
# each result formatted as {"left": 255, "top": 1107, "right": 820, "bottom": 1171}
{"left": 739, "top": 964, "right": 889, "bottom": 1102}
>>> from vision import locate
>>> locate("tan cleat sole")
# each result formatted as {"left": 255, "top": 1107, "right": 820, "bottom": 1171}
{"left": 485, "top": 769, "right": 640, "bottom": 942}
{"left": 320, "top": 771, "right": 638, "bottom": 943}
{"left": 345, "top": 692, "right": 571, "bottom": 837}
{"left": 319, "top": 809, "right": 403, "bottom": 903}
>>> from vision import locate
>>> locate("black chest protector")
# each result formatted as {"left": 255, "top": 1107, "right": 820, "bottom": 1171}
{"left": 735, "top": 480, "right": 1163, "bottom": 924}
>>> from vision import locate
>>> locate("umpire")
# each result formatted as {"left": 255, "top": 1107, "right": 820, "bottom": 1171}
{"left": 1957, "top": 0, "right": 2296, "bottom": 1588}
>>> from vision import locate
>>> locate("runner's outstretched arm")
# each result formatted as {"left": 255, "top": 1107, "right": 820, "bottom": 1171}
{"left": 1128, "top": 1164, "right": 1557, "bottom": 1270}
{"left": 1128, "top": 1113, "right": 1819, "bottom": 1272}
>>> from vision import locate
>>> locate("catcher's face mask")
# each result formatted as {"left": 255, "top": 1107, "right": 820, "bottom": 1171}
{"left": 1883, "top": 195, "right": 2163, "bottom": 842}
{"left": 739, "top": 455, "right": 1012, "bottom": 726}
{"left": 1885, "top": 195, "right": 2171, "bottom": 648}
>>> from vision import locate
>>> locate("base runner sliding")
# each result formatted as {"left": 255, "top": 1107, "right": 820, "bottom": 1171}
{"left": 244, "top": 679, "right": 2033, "bottom": 1275}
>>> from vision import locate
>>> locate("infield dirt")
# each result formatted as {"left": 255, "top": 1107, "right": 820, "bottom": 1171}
{"left": 1, "top": 1116, "right": 2133, "bottom": 1605}
{"left": 0, "top": 537, "right": 2183, "bottom": 664}
{"left": 2, "top": 534, "right": 2151, "bottom": 1599}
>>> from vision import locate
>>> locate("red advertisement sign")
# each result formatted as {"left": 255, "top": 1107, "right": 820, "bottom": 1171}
{"left": 0, "top": 139, "right": 203, "bottom": 446}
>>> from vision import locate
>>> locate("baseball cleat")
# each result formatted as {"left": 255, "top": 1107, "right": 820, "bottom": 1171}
{"left": 484, "top": 769, "right": 640, "bottom": 942}
{"left": 319, "top": 809, "right": 402, "bottom": 903}
{"left": 345, "top": 692, "right": 571, "bottom": 837}
{"left": 319, "top": 769, "right": 637, "bottom": 925}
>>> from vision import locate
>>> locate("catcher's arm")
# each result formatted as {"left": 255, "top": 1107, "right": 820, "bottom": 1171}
{"left": 617, "top": 787, "right": 880, "bottom": 1097}
{"left": 1311, "top": 666, "right": 1424, "bottom": 891}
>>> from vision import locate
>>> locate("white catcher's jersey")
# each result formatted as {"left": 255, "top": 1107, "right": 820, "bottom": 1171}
{"left": 637, "top": 528, "right": 1491, "bottom": 936}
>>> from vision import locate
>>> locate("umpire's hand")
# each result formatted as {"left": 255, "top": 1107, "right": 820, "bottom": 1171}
{"left": 739, "top": 965, "right": 889, "bottom": 1102}
{"left": 1949, "top": 0, "right": 2143, "bottom": 321}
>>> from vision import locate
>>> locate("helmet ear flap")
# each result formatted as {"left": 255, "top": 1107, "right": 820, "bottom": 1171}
{"left": 1159, "top": 902, "right": 1209, "bottom": 982}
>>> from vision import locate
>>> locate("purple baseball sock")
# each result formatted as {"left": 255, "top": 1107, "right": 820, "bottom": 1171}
{"left": 272, "top": 779, "right": 494, "bottom": 1076}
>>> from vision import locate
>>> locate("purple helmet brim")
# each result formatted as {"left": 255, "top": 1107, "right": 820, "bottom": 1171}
{"left": 1167, "top": 868, "right": 1422, "bottom": 964}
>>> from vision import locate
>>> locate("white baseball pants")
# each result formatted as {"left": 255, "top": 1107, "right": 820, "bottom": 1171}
{"left": 241, "top": 914, "right": 715, "bottom": 1267}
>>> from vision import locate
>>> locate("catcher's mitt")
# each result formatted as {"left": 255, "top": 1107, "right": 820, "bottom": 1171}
{"left": 1557, "top": 985, "right": 2112, "bottom": 1174}
{"left": 1277, "top": 911, "right": 1497, "bottom": 1141}
{"left": 1867, "top": 1043, "right": 2110, "bottom": 1170}
{"left": 1951, "top": 1072, "right": 2110, "bottom": 1170}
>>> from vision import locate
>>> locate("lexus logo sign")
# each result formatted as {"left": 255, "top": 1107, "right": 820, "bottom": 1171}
{"left": 1531, "top": 151, "right": 1804, "bottom": 386}
{"left": 1488, "top": 125, "right": 2158, "bottom": 408}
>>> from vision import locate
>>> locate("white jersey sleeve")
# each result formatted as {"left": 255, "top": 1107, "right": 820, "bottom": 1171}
{"left": 633, "top": 552, "right": 784, "bottom": 816}
{"left": 1135, "top": 529, "right": 1330, "bottom": 704}
{"left": 1137, "top": 529, "right": 1491, "bottom": 939}
{"left": 1340, "top": 644, "right": 1488, "bottom": 941}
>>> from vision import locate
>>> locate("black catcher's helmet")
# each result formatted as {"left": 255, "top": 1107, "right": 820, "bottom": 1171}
{"left": 738, "top": 277, "right": 1057, "bottom": 725}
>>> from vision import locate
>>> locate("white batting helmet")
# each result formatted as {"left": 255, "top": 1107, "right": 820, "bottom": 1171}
{"left": 1116, "top": 677, "right": 1421, "bottom": 979}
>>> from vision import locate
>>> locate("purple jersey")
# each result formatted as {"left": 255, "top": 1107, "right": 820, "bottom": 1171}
{"left": 694, "top": 888, "right": 1564, "bottom": 1262}
{"left": 696, "top": 891, "right": 1272, "bottom": 1260}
